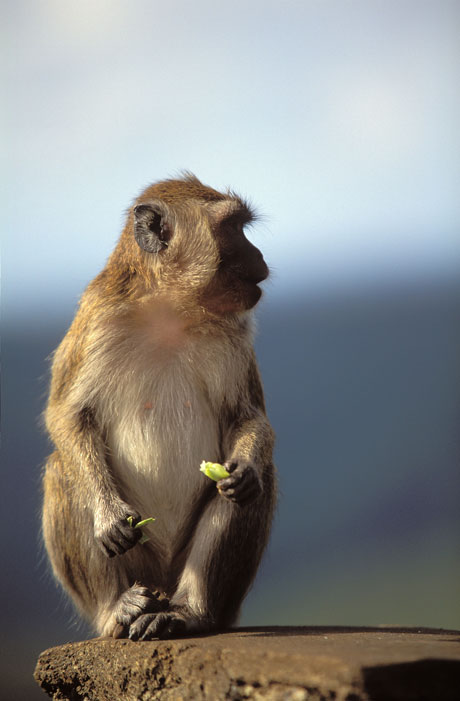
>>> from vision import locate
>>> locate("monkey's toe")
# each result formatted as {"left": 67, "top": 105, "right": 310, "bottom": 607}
{"left": 115, "top": 584, "right": 169, "bottom": 628}
{"left": 128, "top": 613, "right": 157, "bottom": 640}
{"left": 157, "top": 613, "right": 187, "bottom": 640}
{"left": 129, "top": 611, "right": 187, "bottom": 641}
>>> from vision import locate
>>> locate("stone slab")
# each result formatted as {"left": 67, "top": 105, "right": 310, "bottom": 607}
{"left": 34, "top": 626, "right": 460, "bottom": 700}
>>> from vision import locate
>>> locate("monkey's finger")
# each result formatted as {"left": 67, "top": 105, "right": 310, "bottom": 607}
{"left": 105, "top": 520, "right": 143, "bottom": 554}
{"left": 218, "top": 473, "right": 243, "bottom": 491}
{"left": 217, "top": 475, "right": 248, "bottom": 499}
{"left": 224, "top": 491, "right": 254, "bottom": 504}
{"left": 96, "top": 538, "right": 118, "bottom": 558}
{"left": 237, "top": 475, "right": 262, "bottom": 499}
{"left": 106, "top": 540, "right": 126, "bottom": 556}
{"left": 223, "top": 461, "right": 238, "bottom": 473}
{"left": 114, "top": 526, "right": 142, "bottom": 551}
{"left": 126, "top": 513, "right": 142, "bottom": 528}
{"left": 233, "top": 473, "right": 260, "bottom": 495}
{"left": 102, "top": 529, "right": 132, "bottom": 555}
{"left": 234, "top": 484, "right": 261, "bottom": 505}
{"left": 119, "top": 521, "right": 144, "bottom": 543}
{"left": 99, "top": 527, "right": 137, "bottom": 556}
{"left": 222, "top": 476, "right": 261, "bottom": 504}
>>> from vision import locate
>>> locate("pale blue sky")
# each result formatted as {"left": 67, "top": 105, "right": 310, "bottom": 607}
{"left": 3, "top": 0, "right": 459, "bottom": 319}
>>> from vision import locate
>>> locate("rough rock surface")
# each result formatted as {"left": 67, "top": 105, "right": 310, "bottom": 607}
{"left": 34, "top": 626, "right": 460, "bottom": 701}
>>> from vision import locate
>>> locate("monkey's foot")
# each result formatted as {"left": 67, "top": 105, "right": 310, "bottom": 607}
{"left": 112, "top": 584, "right": 169, "bottom": 637}
{"left": 128, "top": 610, "right": 198, "bottom": 641}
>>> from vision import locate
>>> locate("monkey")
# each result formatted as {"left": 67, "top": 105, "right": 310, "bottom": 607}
{"left": 42, "top": 173, "right": 276, "bottom": 641}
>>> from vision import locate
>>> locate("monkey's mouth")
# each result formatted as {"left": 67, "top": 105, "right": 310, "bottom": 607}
{"left": 253, "top": 285, "right": 263, "bottom": 304}
{"left": 240, "top": 278, "right": 264, "bottom": 308}
{"left": 242, "top": 260, "right": 269, "bottom": 287}
{"left": 250, "top": 274, "right": 268, "bottom": 287}
{"left": 241, "top": 264, "right": 269, "bottom": 307}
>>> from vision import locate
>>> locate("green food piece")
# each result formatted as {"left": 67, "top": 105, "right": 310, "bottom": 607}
{"left": 126, "top": 515, "right": 155, "bottom": 545}
{"left": 200, "top": 460, "right": 230, "bottom": 481}
{"left": 135, "top": 517, "right": 156, "bottom": 529}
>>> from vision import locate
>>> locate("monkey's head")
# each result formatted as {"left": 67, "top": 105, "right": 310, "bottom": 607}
{"left": 124, "top": 174, "right": 269, "bottom": 316}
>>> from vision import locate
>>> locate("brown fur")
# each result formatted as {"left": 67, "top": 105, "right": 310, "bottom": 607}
{"left": 42, "top": 174, "right": 276, "bottom": 639}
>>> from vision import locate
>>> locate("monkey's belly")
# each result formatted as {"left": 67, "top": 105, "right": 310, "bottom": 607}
{"left": 106, "top": 391, "right": 220, "bottom": 560}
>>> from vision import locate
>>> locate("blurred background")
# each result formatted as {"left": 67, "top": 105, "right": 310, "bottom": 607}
{"left": 2, "top": 1, "right": 459, "bottom": 698}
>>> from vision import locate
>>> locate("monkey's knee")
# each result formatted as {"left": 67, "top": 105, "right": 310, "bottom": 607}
{"left": 170, "top": 484, "right": 274, "bottom": 632}
{"left": 42, "top": 452, "right": 71, "bottom": 558}
{"left": 43, "top": 452, "right": 101, "bottom": 616}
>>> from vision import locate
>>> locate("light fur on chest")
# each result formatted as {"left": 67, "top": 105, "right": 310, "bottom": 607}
{"left": 71, "top": 304, "right": 252, "bottom": 554}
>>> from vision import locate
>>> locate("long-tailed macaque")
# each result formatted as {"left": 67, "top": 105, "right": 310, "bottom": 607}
{"left": 42, "top": 174, "right": 276, "bottom": 640}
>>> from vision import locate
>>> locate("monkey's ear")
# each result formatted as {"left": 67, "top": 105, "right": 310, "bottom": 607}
{"left": 133, "top": 202, "right": 172, "bottom": 254}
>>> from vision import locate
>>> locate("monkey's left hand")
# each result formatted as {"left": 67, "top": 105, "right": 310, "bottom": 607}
{"left": 217, "top": 460, "right": 262, "bottom": 505}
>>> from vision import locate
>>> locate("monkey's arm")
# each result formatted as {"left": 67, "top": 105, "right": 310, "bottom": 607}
{"left": 218, "top": 353, "right": 275, "bottom": 505}
{"left": 45, "top": 328, "right": 142, "bottom": 558}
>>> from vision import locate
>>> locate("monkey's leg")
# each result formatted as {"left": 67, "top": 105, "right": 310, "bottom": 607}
{"left": 43, "top": 451, "right": 167, "bottom": 637}
{"left": 129, "top": 466, "right": 275, "bottom": 640}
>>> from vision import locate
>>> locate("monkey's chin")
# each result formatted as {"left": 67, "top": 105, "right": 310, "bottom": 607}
{"left": 233, "top": 283, "right": 263, "bottom": 313}
{"left": 245, "top": 284, "right": 263, "bottom": 309}
{"left": 204, "top": 284, "right": 262, "bottom": 316}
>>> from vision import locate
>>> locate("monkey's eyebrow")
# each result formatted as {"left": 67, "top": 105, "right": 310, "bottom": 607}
{"left": 224, "top": 198, "right": 256, "bottom": 226}
{"left": 223, "top": 210, "right": 254, "bottom": 227}
{"left": 207, "top": 198, "right": 256, "bottom": 226}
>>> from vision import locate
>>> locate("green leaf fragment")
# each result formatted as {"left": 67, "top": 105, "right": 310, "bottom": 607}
{"left": 200, "top": 460, "right": 230, "bottom": 481}
{"left": 126, "top": 515, "right": 155, "bottom": 545}
{"left": 135, "top": 517, "right": 156, "bottom": 529}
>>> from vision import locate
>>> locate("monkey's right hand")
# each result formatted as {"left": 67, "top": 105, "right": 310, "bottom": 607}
{"left": 94, "top": 502, "right": 143, "bottom": 558}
